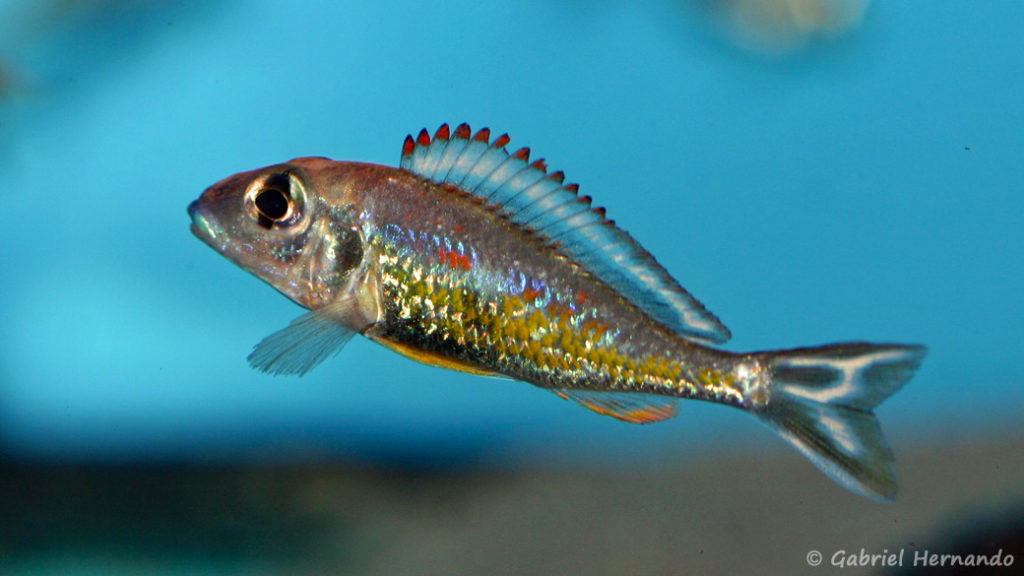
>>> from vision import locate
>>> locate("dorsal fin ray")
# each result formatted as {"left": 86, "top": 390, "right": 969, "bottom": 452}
{"left": 400, "top": 124, "right": 731, "bottom": 344}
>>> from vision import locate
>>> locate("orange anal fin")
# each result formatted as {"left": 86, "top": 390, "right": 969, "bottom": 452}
{"left": 554, "top": 390, "right": 679, "bottom": 424}
{"left": 371, "top": 336, "right": 504, "bottom": 378}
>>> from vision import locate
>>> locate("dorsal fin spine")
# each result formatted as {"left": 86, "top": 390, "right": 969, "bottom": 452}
{"left": 401, "top": 135, "right": 416, "bottom": 168}
{"left": 435, "top": 134, "right": 470, "bottom": 181}
{"left": 409, "top": 129, "right": 432, "bottom": 173}
{"left": 453, "top": 123, "right": 472, "bottom": 139}
{"left": 517, "top": 192, "right": 583, "bottom": 227}
{"left": 454, "top": 133, "right": 509, "bottom": 190}
{"left": 508, "top": 179, "right": 585, "bottom": 226}
{"left": 444, "top": 137, "right": 489, "bottom": 185}
{"left": 498, "top": 173, "right": 564, "bottom": 214}
{"left": 421, "top": 125, "right": 451, "bottom": 178}
{"left": 531, "top": 203, "right": 597, "bottom": 238}
{"left": 462, "top": 143, "right": 524, "bottom": 195}
{"left": 485, "top": 162, "right": 547, "bottom": 205}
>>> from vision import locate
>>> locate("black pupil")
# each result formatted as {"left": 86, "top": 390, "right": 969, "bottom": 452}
{"left": 255, "top": 187, "right": 290, "bottom": 221}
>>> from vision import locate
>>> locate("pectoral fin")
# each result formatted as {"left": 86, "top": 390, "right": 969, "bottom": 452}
{"left": 248, "top": 268, "right": 383, "bottom": 376}
{"left": 248, "top": 306, "right": 357, "bottom": 376}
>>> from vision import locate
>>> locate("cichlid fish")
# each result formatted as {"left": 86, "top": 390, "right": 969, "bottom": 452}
{"left": 188, "top": 123, "right": 925, "bottom": 500}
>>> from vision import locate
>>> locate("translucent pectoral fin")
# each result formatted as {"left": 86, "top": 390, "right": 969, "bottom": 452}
{"left": 554, "top": 390, "right": 679, "bottom": 424}
{"left": 249, "top": 267, "right": 383, "bottom": 376}
{"left": 248, "top": 307, "right": 357, "bottom": 376}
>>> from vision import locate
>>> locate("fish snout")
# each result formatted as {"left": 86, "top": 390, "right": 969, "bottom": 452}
{"left": 188, "top": 199, "right": 221, "bottom": 248}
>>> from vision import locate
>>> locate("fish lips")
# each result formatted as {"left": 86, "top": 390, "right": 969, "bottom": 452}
{"left": 188, "top": 200, "right": 227, "bottom": 253}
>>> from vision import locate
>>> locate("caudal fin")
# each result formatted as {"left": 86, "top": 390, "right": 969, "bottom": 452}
{"left": 755, "top": 343, "right": 926, "bottom": 501}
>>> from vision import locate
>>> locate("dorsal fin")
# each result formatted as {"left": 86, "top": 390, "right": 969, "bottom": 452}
{"left": 400, "top": 124, "right": 731, "bottom": 344}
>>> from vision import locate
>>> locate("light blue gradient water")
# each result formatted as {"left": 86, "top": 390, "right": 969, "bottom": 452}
{"left": 1, "top": 0, "right": 1021, "bottom": 466}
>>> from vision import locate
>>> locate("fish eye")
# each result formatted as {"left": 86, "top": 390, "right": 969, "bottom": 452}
{"left": 255, "top": 186, "right": 290, "bottom": 222}
{"left": 247, "top": 172, "right": 303, "bottom": 230}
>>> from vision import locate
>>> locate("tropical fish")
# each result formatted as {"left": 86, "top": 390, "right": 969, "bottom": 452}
{"left": 188, "top": 123, "right": 925, "bottom": 500}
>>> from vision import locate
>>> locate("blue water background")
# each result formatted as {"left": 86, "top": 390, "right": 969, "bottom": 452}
{"left": 1, "top": 0, "right": 1021, "bottom": 466}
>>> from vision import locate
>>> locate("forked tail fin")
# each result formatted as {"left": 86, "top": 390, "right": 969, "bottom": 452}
{"left": 755, "top": 343, "right": 927, "bottom": 501}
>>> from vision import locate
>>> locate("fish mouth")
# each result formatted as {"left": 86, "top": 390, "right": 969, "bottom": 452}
{"left": 188, "top": 200, "right": 223, "bottom": 252}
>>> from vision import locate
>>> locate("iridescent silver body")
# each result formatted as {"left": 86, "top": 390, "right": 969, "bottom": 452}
{"left": 187, "top": 124, "right": 924, "bottom": 500}
{"left": 191, "top": 159, "right": 763, "bottom": 413}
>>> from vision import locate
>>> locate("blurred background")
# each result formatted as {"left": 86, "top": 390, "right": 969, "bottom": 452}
{"left": 1, "top": 0, "right": 1022, "bottom": 574}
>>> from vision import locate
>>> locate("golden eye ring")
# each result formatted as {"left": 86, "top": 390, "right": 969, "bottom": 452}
{"left": 245, "top": 172, "right": 304, "bottom": 229}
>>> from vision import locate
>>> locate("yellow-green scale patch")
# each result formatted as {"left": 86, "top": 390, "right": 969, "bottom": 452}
{"left": 373, "top": 238, "right": 742, "bottom": 402}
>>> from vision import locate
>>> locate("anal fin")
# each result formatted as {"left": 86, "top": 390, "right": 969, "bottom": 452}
{"left": 555, "top": 390, "right": 679, "bottom": 424}
{"left": 369, "top": 336, "right": 504, "bottom": 378}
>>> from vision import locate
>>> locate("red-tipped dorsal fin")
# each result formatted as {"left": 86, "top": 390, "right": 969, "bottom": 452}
{"left": 401, "top": 135, "right": 416, "bottom": 161}
{"left": 454, "top": 123, "right": 472, "bottom": 139}
{"left": 398, "top": 124, "right": 732, "bottom": 345}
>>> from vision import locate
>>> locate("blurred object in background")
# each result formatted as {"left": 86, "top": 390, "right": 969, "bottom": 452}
{"left": 0, "top": 58, "right": 13, "bottom": 99}
{"left": 1, "top": 0, "right": 179, "bottom": 88}
{"left": 0, "top": 0, "right": 210, "bottom": 155}
{"left": 700, "top": 0, "right": 871, "bottom": 56}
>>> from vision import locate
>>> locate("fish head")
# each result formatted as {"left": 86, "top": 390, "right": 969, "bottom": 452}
{"left": 189, "top": 159, "right": 365, "bottom": 310}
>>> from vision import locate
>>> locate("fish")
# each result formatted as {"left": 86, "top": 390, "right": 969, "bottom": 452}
{"left": 188, "top": 123, "right": 926, "bottom": 500}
